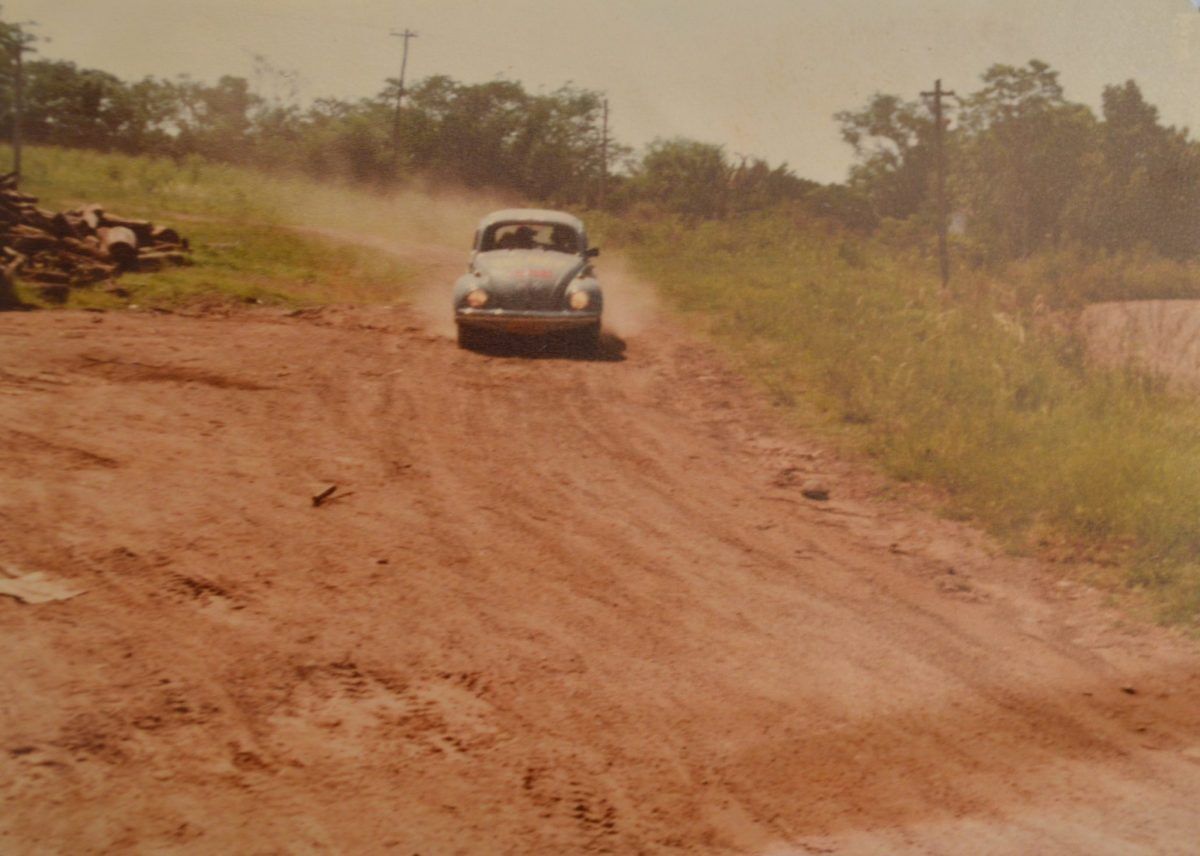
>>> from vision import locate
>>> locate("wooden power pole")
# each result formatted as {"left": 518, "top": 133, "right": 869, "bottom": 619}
{"left": 12, "top": 38, "right": 22, "bottom": 180}
{"left": 921, "top": 79, "right": 955, "bottom": 290}
{"left": 2, "top": 23, "right": 36, "bottom": 183}
{"left": 389, "top": 28, "right": 417, "bottom": 171}
{"left": 598, "top": 98, "right": 609, "bottom": 208}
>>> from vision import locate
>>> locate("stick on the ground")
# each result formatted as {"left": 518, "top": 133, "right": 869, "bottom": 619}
{"left": 312, "top": 485, "right": 338, "bottom": 507}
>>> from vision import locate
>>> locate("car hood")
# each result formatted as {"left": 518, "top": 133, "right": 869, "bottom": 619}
{"left": 475, "top": 251, "right": 586, "bottom": 296}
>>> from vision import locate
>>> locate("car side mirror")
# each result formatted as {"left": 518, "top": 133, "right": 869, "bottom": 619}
{"left": 585, "top": 247, "right": 600, "bottom": 258}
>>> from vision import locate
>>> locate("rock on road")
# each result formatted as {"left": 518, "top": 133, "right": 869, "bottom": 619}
{"left": 1, "top": 304, "right": 1198, "bottom": 854}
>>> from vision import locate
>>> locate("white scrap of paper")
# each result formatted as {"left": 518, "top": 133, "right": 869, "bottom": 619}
{"left": 0, "top": 568, "right": 86, "bottom": 604}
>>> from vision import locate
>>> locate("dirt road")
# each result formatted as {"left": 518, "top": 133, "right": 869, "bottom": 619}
{"left": 2, "top": 299, "right": 1198, "bottom": 854}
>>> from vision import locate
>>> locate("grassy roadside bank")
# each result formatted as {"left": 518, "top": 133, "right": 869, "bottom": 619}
{"left": 611, "top": 212, "right": 1200, "bottom": 625}
{"left": 9, "top": 145, "right": 420, "bottom": 309}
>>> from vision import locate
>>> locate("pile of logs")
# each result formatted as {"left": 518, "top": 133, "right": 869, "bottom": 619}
{"left": 0, "top": 172, "right": 190, "bottom": 299}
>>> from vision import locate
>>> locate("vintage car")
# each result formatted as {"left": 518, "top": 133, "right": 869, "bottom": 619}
{"left": 453, "top": 208, "right": 602, "bottom": 350}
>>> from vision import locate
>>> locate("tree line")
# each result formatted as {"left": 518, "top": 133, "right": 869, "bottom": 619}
{"left": 838, "top": 60, "right": 1200, "bottom": 261}
{"left": 0, "top": 16, "right": 865, "bottom": 225}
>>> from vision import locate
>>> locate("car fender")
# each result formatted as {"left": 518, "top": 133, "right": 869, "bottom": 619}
{"left": 564, "top": 276, "right": 603, "bottom": 313}
{"left": 453, "top": 273, "right": 481, "bottom": 307}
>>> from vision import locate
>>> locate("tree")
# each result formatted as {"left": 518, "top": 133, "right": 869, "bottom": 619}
{"left": 628, "top": 138, "right": 731, "bottom": 220}
{"left": 955, "top": 60, "right": 1095, "bottom": 258}
{"left": 17, "top": 61, "right": 128, "bottom": 148}
{"left": 1065, "top": 80, "right": 1200, "bottom": 258}
{"left": 506, "top": 85, "right": 608, "bottom": 204}
{"left": 173, "top": 74, "right": 257, "bottom": 161}
{"left": 727, "top": 156, "right": 817, "bottom": 214}
{"left": 835, "top": 94, "right": 936, "bottom": 220}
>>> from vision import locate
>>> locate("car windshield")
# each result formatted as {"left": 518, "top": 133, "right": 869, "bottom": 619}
{"left": 481, "top": 222, "right": 581, "bottom": 254}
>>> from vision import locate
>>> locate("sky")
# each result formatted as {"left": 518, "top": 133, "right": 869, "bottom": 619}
{"left": 5, "top": 0, "right": 1200, "bottom": 183}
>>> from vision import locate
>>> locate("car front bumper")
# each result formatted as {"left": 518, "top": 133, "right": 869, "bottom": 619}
{"left": 456, "top": 308, "right": 600, "bottom": 335}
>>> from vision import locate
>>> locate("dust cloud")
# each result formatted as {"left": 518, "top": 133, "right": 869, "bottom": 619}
{"left": 593, "top": 252, "right": 662, "bottom": 339}
{"left": 271, "top": 181, "right": 513, "bottom": 336}
{"left": 275, "top": 180, "right": 662, "bottom": 342}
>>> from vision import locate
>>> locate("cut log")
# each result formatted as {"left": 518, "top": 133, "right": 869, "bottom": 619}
{"left": 11, "top": 233, "right": 61, "bottom": 255}
{"left": 52, "top": 212, "right": 89, "bottom": 239}
{"left": 80, "top": 204, "right": 105, "bottom": 232}
{"left": 8, "top": 224, "right": 53, "bottom": 238}
{"left": 102, "top": 215, "right": 155, "bottom": 243}
{"left": 59, "top": 249, "right": 115, "bottom": 269}
{"left": 19, "top": 207, "right": 55, "bottom": 233}
{"left": 66, "top": 263, "right": 117, "bottom": 285}
{"left": 61, "top": 237, "right": 108, "bottom": 260}
{"left": 150, "top": 225, "right": 181, "bottom": 245}
{"left": 134, "top": 251, "right": 191, "bottom": 272}
{"left": 98, "top": 226, "right": 138, "bottom": 268}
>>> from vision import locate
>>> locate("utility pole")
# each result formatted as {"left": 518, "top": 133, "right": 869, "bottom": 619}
{"left": 12, "top": 38, "right": 22, "bottom": 180}
{"left": 389, "top": 28, "right": 417, "bottom": 171}
{"left": 598, "top": 98, "right": 609, "bottom": 208}
{"left": 1, "top": 23, "right": 36, "bottom": 183}
{"left": 920, "top": 78, "right": 955, "bottom": 290}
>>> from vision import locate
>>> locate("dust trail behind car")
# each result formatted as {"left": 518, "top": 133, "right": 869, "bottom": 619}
{"left": 282, "top": 183, "right": 662, "bottom": 342}
{"left": 594, "top": 252, "right": 662, "bottom": 338}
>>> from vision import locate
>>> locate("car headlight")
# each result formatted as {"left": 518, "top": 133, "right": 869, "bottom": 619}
{"left": 467, "top": 289, "right": 490, "bottom": 308}
{"left": 568, "top": 291, "right": 590, "bottom": 310}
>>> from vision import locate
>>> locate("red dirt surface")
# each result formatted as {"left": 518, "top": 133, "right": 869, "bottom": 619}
{"left": 2, "top": 302, "right": 1199, "bottom": 854}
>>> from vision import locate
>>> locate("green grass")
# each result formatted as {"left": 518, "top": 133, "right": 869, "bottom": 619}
{"left": 613, "top": 212, "right": 1200, "bottom": 625}
{"left": 9, "top": 145, "right": 419, "bottom": 309}
{"left": 15, "top": 145, "right": 303, "bottom": 221}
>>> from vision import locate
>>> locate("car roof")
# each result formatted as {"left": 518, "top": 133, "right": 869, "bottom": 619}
{"left": 478, "top": 208, "right": 584, "bottom": 232}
